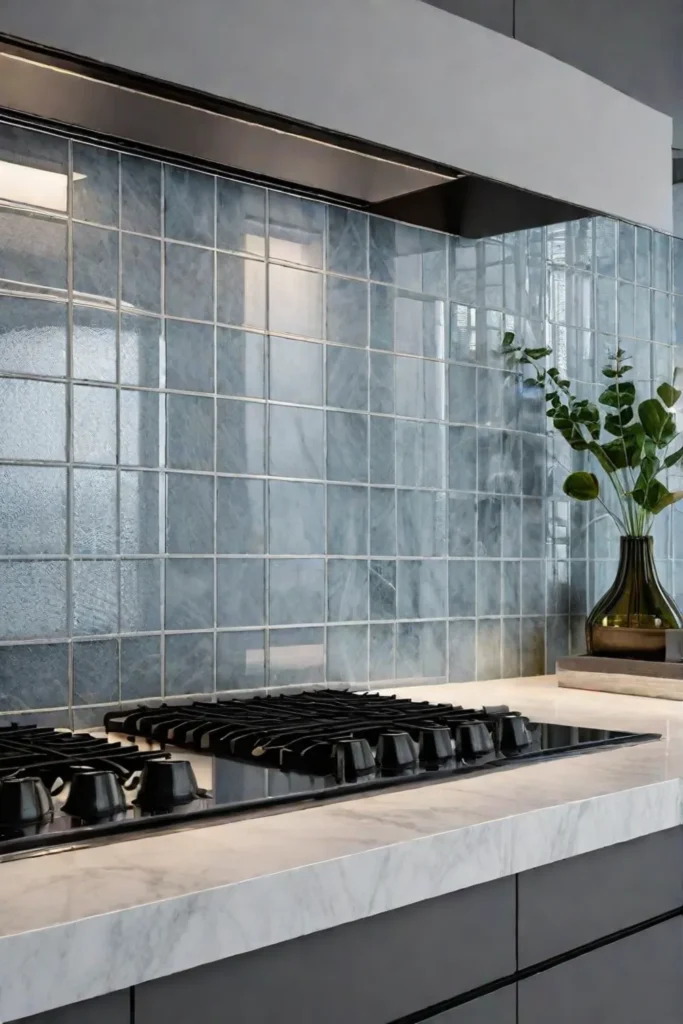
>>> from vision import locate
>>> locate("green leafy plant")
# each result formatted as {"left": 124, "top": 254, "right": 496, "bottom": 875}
{"left": 502, "top": 331, "right": 683, "bottom": 536}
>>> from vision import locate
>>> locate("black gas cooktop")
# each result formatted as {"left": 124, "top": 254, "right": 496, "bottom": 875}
{"left": 0, "top": 690, "right": 660, "bottom": 858}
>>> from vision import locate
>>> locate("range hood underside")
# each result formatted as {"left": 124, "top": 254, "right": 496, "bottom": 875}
{"left": 0, "top": 46, "right": 590, "bottom": 238}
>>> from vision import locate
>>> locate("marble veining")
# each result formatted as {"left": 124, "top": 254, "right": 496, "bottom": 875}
{"left": 3, "top": 676, "right": 683, "bottom": 1021}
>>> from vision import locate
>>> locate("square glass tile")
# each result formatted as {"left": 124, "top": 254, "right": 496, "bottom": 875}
{"left": 369, "top": 488, "right": 396, "bottom": 556}
{"left": 165, "top": 558, "right": 214, "bottom": 630}
{"left": 166, "top": 319, "right": 214, "bottom": 393}
{"left": 269, "top": 559, "right": 324, "bottom": 625}
{"left": 0, "top": 295, "right": 67, "bottom": 377}
{"left": 0, "top": 642, "right": 68, "bottom": 712}
{"left": 73, "top": 224, "right": 118, "bottom": 304}
{"left": 0, "top": 379, "right": 66, "bottom": 461}
{"left": 72, "top": 143, "right": 119, "bottom": 226}
{"left": 0, "top": 122, "right": 68, "bottom": 211}
{"left": 73, "top": 305, "right": 116, "bottom": 382}
{"left": 0, "top": 466, "right": 66, "bottom": 555}
{"left": 269, "top": 264, "right": 323, "bottom": 339}
{"left": 0, "top": 561, "right": 67, "bottom": 640}
{"left": 73, "top": 639, "right": 119, "bottom": 705}
{"left": 327, "top": 207, "right": 368, "bottom": 278}
{"left": 326, "top": 277, "right": 369, "bottom": 348}
{"left": 327, "top": 624, "right": 369, "bottom": 683}
{"left": 121, "top": 155, "right": 161, "bottom": 236}
{"left": 269, "top": 627, "right": 323, "bottom": 688}
{"left": 121, "top": 234, "right": 161, "bottom": 313}
{"left": 73, "top": 560, "right": 118, "bottom": 636}
{"left": 269, "top": 405, "right": 324, "bottom": 479}
{"left": 216, "top": 398, "right": 265, "bottom": 474}
{"left": 164, "top": 242, "right": 214, "bottom": 322}
{"left": 73, "top": 468, "right": 118, "bottom": 555}
{"left": 326, "top": 411, "right": 368, "bottom": 482}
{"left": 165, "top": 633, "right": 214, "bottom": 696}
{"left": 166, "top": 473, "right": 214, "bottom": 554}
{"left": 119, "top": 313, "right": 162, "bottom": 388}
{"left": 166, "top": 393, "right": 213, "bottom": 471}
{"left": 217, "top": 559, "right": 266, "bottom": 627}
{"left": 269, "top": 335, "right": 323, "bottom": 405}
{"left": 120, "top": 390, "right": 160, "bottom": 468}
{"left": 217, "top": 252, "right": 266, "bottom": 330}
{"left": 217, "top": 630, "right": 266, "bottom": 690}
{"left": 370, "top": 561, "right": 397, "bottom": 621}
{"left": 0, "top": 208, "right": 67, "bottom": 292}
{"left": 72, "top": 384, "right": 116, "bottom": 464}
{"left": 217, "top": 477, "right": 265, "bottom": 554}
{"left": 121, "top": 636, "right": 162, "bottom": 700}
{"left": 328, "top": 484, "right": 369, "bottom": 556}
{"left": 216, "top": 178, "right": 266, "bottom": 257}
{"left": 326, "top": 345, "right": 368, "bottom": 410}
{"left": 164, "top": 165, "right": 215, "bottom": 246}
{"left": 327, "top": 559, "right": 369, "bottom": 622}
{"left": 268, "top": 192, "right": 324, "bottom": 268}
{"left": 269, "top": 480, "right": 325, "bottom": 555}
{"left": 217, "top": 328, "right": 265, "bottom": 399}
{"left": 120, "top": 560, "right": 161, "bottom": 633}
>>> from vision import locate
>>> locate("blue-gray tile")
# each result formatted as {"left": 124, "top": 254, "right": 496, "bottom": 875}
{"left": 448, "top": 559, "right": 476, "bottom": 617}
{"left": 398, "top": 560, "right": 447, "bottom": 619}
{"left": 371, "top": 283, "right": 445, "bottom": 357}
{"left": 327, "top": 207, "right": 368, "bottom": 278}
{"left": 370, "top": 351, "right": 394, "bottom": 414}
{"left": 269, "top": 480, "right": 325, "bottom": 555}
{"left": 72, "top": 305, "right": 116, "bottom": 382}
{"left": 397, "top": 490, "right": 447, "bottom": 557}
{"left": 217, "top": 252, "right": 266, "bottom": 330}
{"left": 73, "top": 560, "right": 118, "bottom": 636}
{"left": 269, "top": 405, "right": 324, "bottom": 479}
{"left": 269, "top": 263, "right": 322, "bottom": 338}
{"left": 653, "top": 231, "right": 671, "bottom": 292}
{"left": 73, "top": 468, "right": 117, "bottom": 555}
{"left": 0, "top": 379, "right": 66, "bottom": 461}
{"left": 166, "top": 319, "right": 214, "bottom": 393}
{"left": 448, "top": 363, "right": 477, "bottom": 424}
{"left": 120, "top": 471, "right": 160, "bottom": 555}
{"left": 501, "top": 618, "right": 521, "bottom": 678}
{"left": 119, "top": 313, "right": 162, "bottom": 388}
{"left": 396, "top": 621, "right": 446, "bottom": 680}
{"left": 327, "top": 559, "right": 368, "bottom": 622}
{"left": 328, "top": 484, "right": 369, "bottom": 555}
{"left": 0, "top": 642, "right": 68, "bottom": 712}
{"left": 166, "top": 558, "right": 214, "bottom": 630}
{"left": 370, "top": 623, "right": 395, "bottom": 681}
{"left": 269, "top": 192, "right": 324, "bottom": 268}
{"left": 216, "top": 398, "right": 265, "bottom": 474}
{"left": 327, "top": 624, "right": 368, "bottom": 683}
{"left": 121, "top": 636, "right": 161, "bottom": 699}
{"left": 450, "top": 238, "right": 478, "bottom": 305}
{"left": 326, "top": 411, "right": 368, "bottom": 482}
{"left": 269, "top": 558, "right": 324, "bottom": 625}
{"left": 0, "top": 295, "right": 66, "bottom": 377}
{"left": 395, "top": 356, "right": 445, "bottom": 420}
{"left": 618, "top": 281, "right": 635, "bottom": 337}
{"left": 593, "top": 218, "right": 616, "bottom": 277}
{"left": 522, "top": 497, "right": 545, "bottom": 558}
{"left": 634, "top": 286, "right": 652, "bottom": 342}
{"left": 547, "top": 560, "right": 570, "bottom": 614}
{"left": 217, "top": 477, "right": 265, "bottom": 554}
{"left": 477, "top": 496, "right": 502, "bottom": 557}
{"left": 121, "top": 234, "right": 161, "bottom": 314}
{"left": 448, "top": 425, "right": 477, "bottom": 492}
{"left": 0, "top": 560, "right": 66, "bottom": 640}
{"left": 165, "top": 633, "right": 214, "bottom": 696}
{"left": 521, "top": 618, "right": 546, "bottom": 675}
{"left": 167, "top": 393, "right": 213, "bottom": 471}
{"left": 73, "top": 224, "right": 118, "bottom": 304}
{"left": 369, "top": 560, "right": 397, "bottom": 620}
{"left": 476, "top": 430, "right": 505, "bottom": 494}
{"left": 595, "top": 275, "right": 617, "bottom": 335}
{"left": 269, "top": 627, "right": 324, "bottom": 687}
{"left": 0, "top": 466, "right": 66, "bottom": 556}
{"left": 502, "top": 561, "right": 521, "bottom": 615}
{"left": 477, "top": 560, "right": 501, "bottom": 617}
{"left": 0, "top": 208, "right": 67, "bottom": 292}
{"left": 217, "top": 328, "right": 265, "bottom": 399}
{"left": 121, "top": 155, "right": 161, "bottom": 236}
{"left": 164, "top": 165, "right": 214, "bottom": 245}
{"left": 217, "top": 630, "right": 266, "bottom": 690}
{"left": 120, "top": 559, "right": 161, "bottom": 632}
{"left": 448, "top": 618, "right": 476, "bottom": 682}
{"left": 618, "top": 222, "right": 635, "bottom": 281}
{"left": 477, "top": 619, "right": 502, "bottom": 680}
{"left": 326, "top": 345, "right": 368, "bottom": 410}
{"left": 448, "top": 492, "right": 476, "bottom": 556}
{"left": 370, "top": 416, "right": 395, "bottom": 485}
{"left": 396, "top": 421, "right": 444, "bottom": 488}
{"left": 73, "top": 639, "right": 119, "bottom": 705}
{"left": 635, "top": 226, "right": 651, "bottom": 287}
{"left": 522, "top": 560, "right": 546, "bottom": 615}
{"left": 217, "top": 558, "right": 265, "bottom": 627}
{"left": 164, "top": 242, "right": 214, "bottom": 321}
{"left": 120, "top": 390, "right": 160, "bottom": 467}
{"left": 73, "top": 384, "right": 116, "bottom": 464}
{"left": 167, "top": 473, "right": 214, "bottom": 553}
{"left": 653, "top": 290, "right": 671, "bottom": 343}
{"left": 476, "top": 368, "right": 506, "bottom": 428}
{"left": 326, "top": 277, "right": 369, "bottom": 347}
{"left": 216, "top": 178, "right": 266, "bottom": 257}
{"left": 0, "top": 122, "right": 68, "bottom": 207}
{"left": 370, "top": 219, "right": 447, "bottom": 295}
{"left": 370, "top": 487, "right": 395, "bottom": 556}
{"left": 521, "top": 434, "right": 546, "bottom": 496}
{"left": 73, "top": 143, "right": 118, "bottom": 225}
{"left": 268, "top": 335, "right": 322, "bottom": 405}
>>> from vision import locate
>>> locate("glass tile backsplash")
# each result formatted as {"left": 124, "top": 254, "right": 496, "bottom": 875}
{"left": 1, "top": 118, "right": 682, "bottom": 722}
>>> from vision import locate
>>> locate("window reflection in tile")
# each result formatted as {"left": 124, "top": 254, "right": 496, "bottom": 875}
{"left": 269, "top": 627, "right": 324, "bottom": 687}
{"left": 0, "top": 208, "right": 67, "bottom": 292}
{"left": 72, "top": 305, "right": 116, "bottom": 382}
{"left": 217, "top": 178, "right": 266, "bottom": 257}
{"left": 120, "top": 470, "right": 160, "bottom": 554}
{"left": 269, "top": 264, "right": 322, "bottom": 339}
{"left": 0, "top": 295, "right": 67, "bottom": 378}
{"left": 72, "top": 143, "right": 119, "bottom": 226}
{"left": 0, "top": 122, "right": 68, "bottom": 210}
{"left": 327, "top": 624, "right": 368, "bottom": 683}
{"left": 217, "top": 328, "right": 265, "bottom": 399}
{"left": 269, "top": 192, "right": 324, "bottom": 268}
{"left": 217, "top": 252, "right": 266, "bottom": 330}
{"left": 119, "top": 313, "right": 161, "bottom": 388}
{"left": 121, "top": 390, "right": 161, "bottom": 468}
{"left": 217, "top": 630, "right": 266, "bottom": 690}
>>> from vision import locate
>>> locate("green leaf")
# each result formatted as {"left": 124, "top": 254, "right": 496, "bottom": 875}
{"left": 631, "top": 478, "right": 669, "bottom": 512}
{"left": 664, "top": 446, "right": 683, "bottom": 469}
{"left": 598, "top": 382, "right": 636, "bottom": 409}
{"left": 523, "top": 347, "right": 552, "bottom": 360}
{"left": 653, "top": 490, "right": 683, "bottom": 514}
{"left": 601, "top": 438, "right": 641, "bottom": 471}
{"left": 657, "top": 382, "right": 682, "bottom": 408}
{"left": 638, "top": 399, "right": 676, "bottom": 447}
{"left": 502, "top": 331, "right": 516, "bottom": 348}
{"left": 563, "top": 471, "right": 600, "bottom": 501}
{"left": 604, "top": 407, "right": 634, "bottom": 436}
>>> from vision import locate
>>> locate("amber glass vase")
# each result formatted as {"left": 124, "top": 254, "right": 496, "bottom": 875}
{"left": 586, "top": 536, "right": 682, "bottom": 659}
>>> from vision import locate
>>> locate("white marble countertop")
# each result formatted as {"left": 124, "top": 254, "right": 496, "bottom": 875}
{"left": 4, "top": 675, "right": 683, "bottom": 1022}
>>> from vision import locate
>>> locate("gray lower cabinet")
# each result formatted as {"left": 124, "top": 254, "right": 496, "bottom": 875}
{"left": 11, "top": 992, "right": 129, "bottom": 1024}
{"left": 518, "top": 827, "right": 683, "bottom": 967}
{"left": 136, "top": 877, "right": 516, "bottom": 1024}
{"left": 519, "top": 917, "right": 683, "bottom": 1024}
{"left": 424, "top": 986, "right": 516, "bottom": 1022}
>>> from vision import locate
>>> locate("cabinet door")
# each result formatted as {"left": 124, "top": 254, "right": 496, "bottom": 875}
{"left": 519, "top": 918, "right": 683, "bottom": 1024}
{"left": 425, "top": 986, "right": 515, "bottom": 1022}
{"left": 12, "top": 991, "right": 129, "bottom": 1024}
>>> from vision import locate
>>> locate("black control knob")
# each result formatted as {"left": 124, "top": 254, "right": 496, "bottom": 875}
{"left": 418, "top": 726, "right": 453, "bottom": 763}
{"left": 500, "top": 714, "right": 531, "bottom": 752}
{"left": 333, "top": 738, "right": 376, "bottom": 782}
{"left": 456, "top": 722, "right": 495, "bottom": 759}
{"left": 137, "top": 759, "right": 199, "bottom": 811}
{"left": 0, "top": 776, "right": 53, "bottom": 826}
{"left": 376, "top": 731, "right": 418, "bottom": 771}
{"left": 63, "top": 770, "right": 127, "bottom": 820}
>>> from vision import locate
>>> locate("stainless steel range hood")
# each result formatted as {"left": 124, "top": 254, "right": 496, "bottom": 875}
{"left": 0, "top": 0, "right": 673, "bottom": 234}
